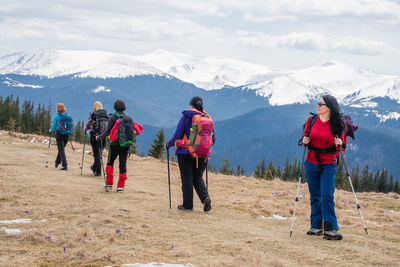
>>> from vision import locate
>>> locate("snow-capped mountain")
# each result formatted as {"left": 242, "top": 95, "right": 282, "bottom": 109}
{"left": 134, "top": 49, "right": 281, "bottom": 90}
{"left": 246, "top": 61, "right": 400, "bottom": 107}
{"left": 0, "top": 50, "right": 163, "bottom": 78}
{"left": 1, "top": 49, "right": 399, "bottom": 110}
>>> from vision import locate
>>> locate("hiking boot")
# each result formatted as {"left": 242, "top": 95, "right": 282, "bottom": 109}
{"left": 203, "top": 197, "right": 212, "bottom": 212}
{"left": 93, "top": 171, "right": 102, "bottom": 177}
{"left": 60, "top": 166, "right": 68, "bottom": 171}
{"left": 105, "top": 185, "right": 112, "bottom": 191}
{"left": 105, "top": 165, "right": 114, "bottom": 188}
{"left": 178, "top": 205, "right": 193, "bottom": 211}
{"left": 323, "top": 230, "right": 343, "bottom": 240}
{"left": 117, "top": 173, "right": 127, "bottom": 193}
{"left": 55, "top": 161, "right": 59, "bottom": 168}
{"left": 307, "top": 228, "right": 323, "bottom": 236}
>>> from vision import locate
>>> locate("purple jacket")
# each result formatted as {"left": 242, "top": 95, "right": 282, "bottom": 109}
{"left": 167, "top": 110, "right": 216, "bottom": 155}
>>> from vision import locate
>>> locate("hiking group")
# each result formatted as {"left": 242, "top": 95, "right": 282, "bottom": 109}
{"left": 48, "top": 95, "right": 364, "bottom": 241}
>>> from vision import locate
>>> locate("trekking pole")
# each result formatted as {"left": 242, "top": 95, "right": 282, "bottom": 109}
{"left": 80, "top": 132, "right": 87, "bottom": 175}
{"left": 337, "top": 145, "right": 368, "bottom": 235}
{"left": 167, "top": 146, "right": 171, "bottom": 209}
{"left": 290, "top": 145, "right": 307, "bottom": 237}
{"left": 206, "top": 161, "right": 208, "bottom": 190}
{"left": 45, "top": 133, "right": 52, "bottom": 168}
{"left": 70, "top": 140, "right": 75, "bottom": 151}
{"left": 99, "top": 140, "right": 108, "bottom": 192}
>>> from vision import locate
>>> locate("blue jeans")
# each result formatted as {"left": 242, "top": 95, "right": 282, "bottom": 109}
{"left": 305, "top": 161, "right": 339, "bottom": 230}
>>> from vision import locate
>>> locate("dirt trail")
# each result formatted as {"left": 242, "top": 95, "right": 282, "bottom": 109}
{"left": 0, "top": 131, "right": 399, "bottom": 266}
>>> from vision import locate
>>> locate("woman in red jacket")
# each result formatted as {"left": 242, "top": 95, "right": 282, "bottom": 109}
{"left": 302, "top": 95, "right": 345, "bottom": 240}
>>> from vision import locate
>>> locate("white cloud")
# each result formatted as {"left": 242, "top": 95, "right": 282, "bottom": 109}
{"left": 237, "top": 31, "right": 399, "bottom": 55}
{"left": 162, "top": 0, "right": 400, "bottom": 23}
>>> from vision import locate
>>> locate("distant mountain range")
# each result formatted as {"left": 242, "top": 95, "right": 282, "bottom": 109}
{"left": 1, "top": 49, "right": 399, "bottom": 179}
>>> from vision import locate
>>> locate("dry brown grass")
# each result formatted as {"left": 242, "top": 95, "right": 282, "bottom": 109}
{"left": 0, "top": 130, "right": 399, "bottom": 266}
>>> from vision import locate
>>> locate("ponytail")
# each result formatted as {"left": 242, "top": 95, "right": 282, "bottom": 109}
{"left": 322, "top": 95, "right": 343, "bottom": 137}
{"left": 190, "top": 96, "right": 204, "bottom": 112}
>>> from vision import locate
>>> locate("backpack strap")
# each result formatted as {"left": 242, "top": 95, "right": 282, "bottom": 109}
{"left": 298, "top": 113, "right": 318, "bottom": 146}
{"left": 305, "top": 113, "right": 318, "bottom": 137}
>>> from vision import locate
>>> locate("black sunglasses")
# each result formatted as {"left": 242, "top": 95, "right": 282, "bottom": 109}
{"left": 317, "top": 102, "right": 326, "bottom": 107}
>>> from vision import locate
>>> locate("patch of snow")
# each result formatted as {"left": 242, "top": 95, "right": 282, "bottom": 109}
{"left": 350, "top": 101, "right": 378, "bottom": 108}
{"left": 372, "top": 111, "right": 400, "bottom": 122}
{"left": 2, "top": 227, "right": 21, "bottom": 234}
{"left": 92, "top": 85, "right": 111, "bottom": 93}
{"left": 30, "top": 137, "right": 36, "bottom": 143}
{"left": 0, "top": 218, "right": 32, "bottom": 224}
{"left": 268, "top": 214, "right": 290, "bottom": 220}
{"left": 2, "top": 77, "right": 44, "bottom": 88}
{"left": 11, "top": 142, "right": 22, "bottom": 145}
{"left": 122, "top": 263, "right": 194, "bottom": 267}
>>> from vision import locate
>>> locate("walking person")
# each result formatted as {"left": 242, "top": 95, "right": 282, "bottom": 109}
{"left": 85, "top": 101, "right": 109, "bottom": 176}
{"left": 96, "top": 100, "right": 142, "bottom": 192}
{"left": 166, "top": 96, "right": 215, "bottom": 212}
{"left": 50, "top": 103, "right": 72, "bottom": 171}
{"left": 302, "top": 95, "right": 345, "bottom": 240}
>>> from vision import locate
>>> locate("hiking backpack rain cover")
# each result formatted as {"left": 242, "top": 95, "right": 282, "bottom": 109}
{"left": 58, "top": 114, "right": 72, "bottom": 135}
{"left": 175, "top": 109, "right": 214, "bottom": 167}
{"left": 109, "top": 114, "right": 136, "bottom": 147}
{"left": 92, "top": 110, "right": 109, "bottom": 136}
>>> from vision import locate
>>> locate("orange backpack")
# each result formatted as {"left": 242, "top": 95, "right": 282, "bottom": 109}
{"left": 175, "top": 108, "right": 214, "bottom": 167}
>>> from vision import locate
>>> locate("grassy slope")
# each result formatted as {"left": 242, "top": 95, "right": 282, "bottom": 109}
{"left": 0, "top": 131, "right": 399, "bottom": 267}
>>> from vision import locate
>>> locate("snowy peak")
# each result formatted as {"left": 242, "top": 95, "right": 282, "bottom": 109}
{"left": 135, "top": 50, "right": 278, "bottom": 90}
{"left": 0, "top": 50, "right": 163, "bottom": 78}
{"left": 246, "top": 59, "right": 399, "bottom": 106}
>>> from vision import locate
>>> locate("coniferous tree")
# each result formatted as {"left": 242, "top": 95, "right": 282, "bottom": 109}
{"left": 360, "top": 165, "right": 370, "bottom": 192}
{"left": 276, "top": 166, "right": 282, "bottom": 178}
{"left": 350, "top": 164, "right": 360, "bottom": 192}
{"left": 253, "top": 158, "right": 266, "bottom": 179}
{"left": 148, "top": 128, "right": 166, "bottom": 159}
{"left": 235, "top": 164, "right": 244, "bottom": 176}
{"left": 373, "top": 169, "right": 380, "bottom": 192}
{"left": 336, "top": 158, "right": 345, "bottom": 190}
{"left": 387, "top": 174, "right": 394, "bottom": 193}
{"left": 377, "top": 168, "right": 388, "bottom": 193}
{"left": 393, "top": 181, "right": 400, "bottom": 194}
{"left": 220, "top": 158, "right": 231, "bottom": 175}
{"left": 352, "top": 173, "right": 360, "bottom": 192}
{"left": 71, "top": 121, "right": 84, "bottom": 143}
{"left": 290, "top": 157, "right": 299, "bottom": 182}
{"left": 282, "top": 156, "right": 291, "bottom": 181}
{"left": 266, "top": 162, "right": 275, "bottom": 180}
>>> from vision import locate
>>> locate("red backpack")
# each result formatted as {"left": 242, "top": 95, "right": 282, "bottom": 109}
{"left": 175, "top": 108, "right": 214, "bottom": 167}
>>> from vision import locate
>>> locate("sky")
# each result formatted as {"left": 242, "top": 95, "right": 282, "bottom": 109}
{"left": 0, "top": 0, "right": 399, "bottom": 75}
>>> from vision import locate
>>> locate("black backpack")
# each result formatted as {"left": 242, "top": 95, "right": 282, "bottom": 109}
{"left": 91, "top": 109, "right": 109, "bottom": 136}
{"left": 114, "top": 113, "right": 135, "bottom": 147}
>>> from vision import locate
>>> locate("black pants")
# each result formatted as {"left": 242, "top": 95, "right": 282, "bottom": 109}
{"left": 90, "top": 134, "right": 105, "bottom": 173}
{"left": 55, "top": 132, "right": 69, "bottom": 167}
{"left": 177, "top": 154, "right": 209, "bottom": 209}
{"left": 107, "top": 145, "right": 129, "bottom": 174}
